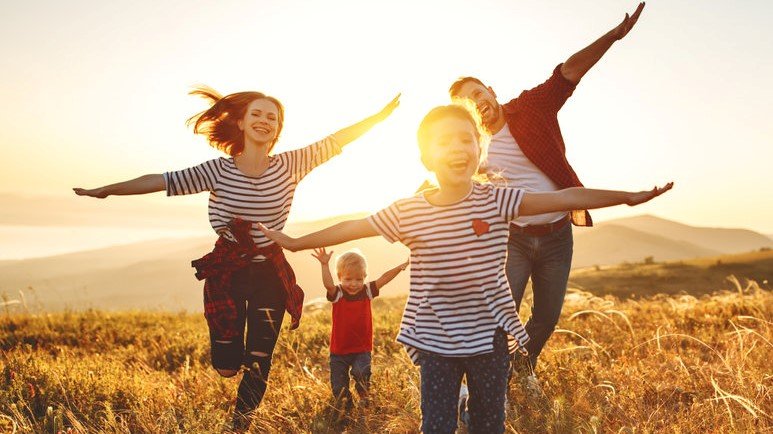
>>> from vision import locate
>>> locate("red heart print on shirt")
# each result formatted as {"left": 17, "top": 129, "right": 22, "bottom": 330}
{"left": 472, "top": 219, "right": 490, "bottom": 236}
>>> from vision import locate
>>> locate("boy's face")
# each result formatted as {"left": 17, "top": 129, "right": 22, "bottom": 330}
{"left": 422, "top": 116, "right": 481, "bottom": 188}
{"left": 338, "top": 269, "right": 367, "bottom": 295}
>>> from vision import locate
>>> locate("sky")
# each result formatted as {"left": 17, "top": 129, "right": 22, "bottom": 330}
{"left": 1, "top": 0, "right": 772, "bottom": 246}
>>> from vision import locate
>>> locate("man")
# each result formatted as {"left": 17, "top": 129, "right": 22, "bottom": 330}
{"left": 450, "top": 3, "right": 646, "bottom": 397}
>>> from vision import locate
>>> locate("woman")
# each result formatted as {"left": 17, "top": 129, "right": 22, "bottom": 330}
{"left": 74, "top": 86, "right": 399, "bottom": 430}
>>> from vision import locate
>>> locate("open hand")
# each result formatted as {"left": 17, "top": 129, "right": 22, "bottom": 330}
{"left": 311, "top": 247, "right": 334, "bottom": 264}
{"left": 73, "top": 187, "right": 108, "bottom": 198}
{"left": 626, "top": 182, "right": 673, "bottom": 206}
{"left": 376, "top": 93, "right": 401, "bottom": 121}
{"left": 256, "top": 222, "right": 298, "bottom": 251}
{"left": 612, "top": 2, "right": 645, "bottom": 40}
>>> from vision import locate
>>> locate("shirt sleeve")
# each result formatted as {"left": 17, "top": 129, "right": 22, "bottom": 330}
{"left": 516, "top": 63, "right": 577, "bottom": 114}
{"left": 366, "top": 200, "right": 402, "bottom": 244}
{"left": 493, "top": 187, "right": 525, "bottom": 223}
{"left": 327, "top": 286, "right": 343, "bottom": 303}
{"left": 163, "top": 159, "right": 220, "bottom": 196}
{"left": 278, "top": 135, "right": 342, "bottom": 182}
{"left": 366, "top": 281, "right": 379, "bottom": 299}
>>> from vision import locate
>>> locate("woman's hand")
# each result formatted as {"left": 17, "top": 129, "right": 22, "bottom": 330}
{"left": 311, "top": 247, "right": 334, "bottom": 264}
{"left": 626, "top": 182, "right": 673, "bottom": 206}
{"left": 72, "top": 187, "right": 109, "bottom": 198}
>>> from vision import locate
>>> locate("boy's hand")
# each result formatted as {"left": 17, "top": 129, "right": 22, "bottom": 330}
{"left": 256, "top": 222, "right": 299, "bottom": 251}
{"left": 311, "top": 248, "right": 334, "bottom": 264}
{"left": 626, "top": 182, "right": 673, "bottom": 206}
{"left": 375, "top": 93, "right": 401, "bottom": 121}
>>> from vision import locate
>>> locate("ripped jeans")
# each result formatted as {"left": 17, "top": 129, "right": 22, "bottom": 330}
{"left": 208, "top": 261, "right": 287, "bottom": 428}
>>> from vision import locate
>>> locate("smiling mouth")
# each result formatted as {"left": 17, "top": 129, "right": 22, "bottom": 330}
{"left": 447, "top": 159, "right": 469, "bottom": 171}
{"left": 253, "top": 126, "right": 271, "bottom": 134}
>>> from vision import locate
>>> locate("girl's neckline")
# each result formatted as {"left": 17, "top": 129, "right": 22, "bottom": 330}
{"left": 421, "top": 183, "right": 476, "bottom": 207}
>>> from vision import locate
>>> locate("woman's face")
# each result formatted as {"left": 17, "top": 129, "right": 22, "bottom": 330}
{"left": 238, "top": 98, "right": 280, "bottom": 146}
{"left": 422, "top": 116, "right": 480, "bottom": 188}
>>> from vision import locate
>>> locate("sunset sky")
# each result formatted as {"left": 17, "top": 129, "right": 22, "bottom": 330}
{"left": 2, "top": 0, "right": 772, "bottom": 251}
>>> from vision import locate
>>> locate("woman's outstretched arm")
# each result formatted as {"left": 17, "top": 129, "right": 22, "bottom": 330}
{"left": 257, "top": 218, "right": 377, "bottom": 252}
{"left": 73, "top": 174, "right": 165, "bottom": 198}
{"left": 519, "top": 182, "right": 673, "bottom": 216}
{"left": 330, "top": 94, "right": 400, "bottom": 147}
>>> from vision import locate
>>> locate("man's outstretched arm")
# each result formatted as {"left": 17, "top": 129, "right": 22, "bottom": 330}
{"left": 561, "top": 2, "right": 645, "bottom": 85}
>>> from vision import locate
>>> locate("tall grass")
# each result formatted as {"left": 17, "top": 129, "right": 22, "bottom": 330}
{"left": 1, "top": 278, "right": 770, "bottom": 433}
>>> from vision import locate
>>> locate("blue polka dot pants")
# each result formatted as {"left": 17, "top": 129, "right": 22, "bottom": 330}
{"left": 418, "top": 329, "right": 510, "bottom": 434}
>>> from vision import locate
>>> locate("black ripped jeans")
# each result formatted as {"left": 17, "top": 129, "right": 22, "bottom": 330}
{"left": 208, "top": 261, "right": 287, "bottom": 430}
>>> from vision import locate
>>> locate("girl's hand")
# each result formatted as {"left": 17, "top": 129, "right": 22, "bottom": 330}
{"left": 626, "top": 182, "right": 673, "bottom": 206}
{"left": 611, "top": 2, "right": 645, "bottom": 41}
{"left": 311, "top": 247, "right": 334, "bottom": 264}
{"left": 256, "top": 222, "right": 299, "bottom": 251}
{"left": 73, "top": 187, "right": 108, "bottom": 198}
{"left": 375, "top": 93, "right": 401, "bottom": 121}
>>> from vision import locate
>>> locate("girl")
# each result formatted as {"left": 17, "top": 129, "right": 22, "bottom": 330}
{"left": 258, "top": 103, "right": 672, "bottom": 434}
{"left": 73, "top": 87, "right": 399, "bottom": 431}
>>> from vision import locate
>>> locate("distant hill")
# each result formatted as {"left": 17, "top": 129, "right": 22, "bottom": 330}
{"left": 595, "top": 214, "right": 772, "bottom": 255}
{"left": 569, "top": 250, "right": 773, "bottom": 298}
{"left": 1, "top": 214, "right": 770, "bottom": 312}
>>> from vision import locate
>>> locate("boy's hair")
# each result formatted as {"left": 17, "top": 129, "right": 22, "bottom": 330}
{"left": 336, "top": 250, "right": 368, "bottom": 275}
{"left": 416, "top": 102, "right": 490, "bottom": 175}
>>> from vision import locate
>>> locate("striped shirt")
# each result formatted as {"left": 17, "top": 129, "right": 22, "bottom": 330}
{"left": 367, "top": 182, "right": 530, "bottom": 363}
{"left": 163, "top": 136, "right": 341, "bottom": 258}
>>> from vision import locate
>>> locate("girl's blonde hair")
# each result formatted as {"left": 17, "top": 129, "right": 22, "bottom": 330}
{"left": 336, "top": 249, "right": 368, "bottom": 275}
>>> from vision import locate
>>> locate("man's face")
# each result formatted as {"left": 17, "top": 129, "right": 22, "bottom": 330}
{"left": 454, "top": 81, "right": 500, "bottom": 130}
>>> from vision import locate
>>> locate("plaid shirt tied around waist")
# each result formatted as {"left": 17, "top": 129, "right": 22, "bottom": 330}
{"left": 191, "top": 218, "right": 304, "bottom": 339}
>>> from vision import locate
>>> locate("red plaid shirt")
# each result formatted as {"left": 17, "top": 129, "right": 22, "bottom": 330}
{"left": 501, "top": 63, "right": 592, "bottom": 226}
{"left": 192, "top": 218, "right": 304, "bottom": 340}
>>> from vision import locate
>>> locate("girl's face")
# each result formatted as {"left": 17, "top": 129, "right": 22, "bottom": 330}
{"left": 238, "top": 98, "right": 280, "bottom": 146}
{"left": 422, "top": 116, "right": 481, "bottom": 188}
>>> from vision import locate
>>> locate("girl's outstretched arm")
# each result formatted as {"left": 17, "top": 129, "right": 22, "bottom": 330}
{"left": 331, "top": 94, "right": 400, "bottom": 147}
{"left": 519, "top": 182, "right": 673, "bottom": 216}
{"left": 73, "top": 174, "right": 165, "bottom": 198}
{"left": 257, "top": 218, "right": 378, "bottom": 252}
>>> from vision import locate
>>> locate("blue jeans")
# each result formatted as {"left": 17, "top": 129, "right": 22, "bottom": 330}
{"left": 507, "top": 221, "right": 573, "bottom": 369}
{"left": 419, "top": 329, "right": 510, "bottom": 434}
{"left": 329, "top": 352, "right": 372, "bottom": 406}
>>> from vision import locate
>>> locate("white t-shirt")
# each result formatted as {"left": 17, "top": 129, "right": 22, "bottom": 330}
{"left": 485, "top": 125, "right": 567, "bottom": 226}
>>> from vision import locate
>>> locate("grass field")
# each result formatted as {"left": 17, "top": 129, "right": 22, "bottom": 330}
{"left": 1, "top": 276, "right": 771, "bottom": 433}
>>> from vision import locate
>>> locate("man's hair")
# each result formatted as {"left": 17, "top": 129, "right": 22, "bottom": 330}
{"left": 336, "top": 250, "right": 367, "bottom": 275}
{"left": 448, "top": 76, "right": 487, "bottom": 97}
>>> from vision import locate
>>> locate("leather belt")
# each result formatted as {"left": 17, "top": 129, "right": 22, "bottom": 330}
{"left": 510, "top": 214, "right": 570, "bottom": 237}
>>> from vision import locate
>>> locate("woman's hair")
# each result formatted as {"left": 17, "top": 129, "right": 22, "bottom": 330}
{"left": 186, "top": 85, "right": 285, "bottom": 156}
{"left": 336, "top": 249, "right": 368, "bottom": 275}
{"left": 416, "top": 102, "right": 490, "bottom": 177}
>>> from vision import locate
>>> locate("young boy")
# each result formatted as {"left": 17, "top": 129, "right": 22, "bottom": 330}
{"left": 311, "top": 247, "right": 408, "bottom": 409}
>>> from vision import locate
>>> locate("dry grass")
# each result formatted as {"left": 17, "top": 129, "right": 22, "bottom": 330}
{"left": 1, "top": 277, "right": 771, "bottom": 433}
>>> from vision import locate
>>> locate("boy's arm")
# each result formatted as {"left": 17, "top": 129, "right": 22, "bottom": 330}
{"left": 519, "top": 183, "right": 673, "bottom": 217}
{"left": 311, "top": 248, "right": 337, "bottom": 297}
{"left": 258, "top": 218, "right": 378, "bottom": 252}
{"left": 561, "top": 2, "right": 645, "bottom": 84}
{"left": 374, "top": 259, "right": 409, "bottom": 290}
{"left": 330, "top": 94, "right": 400, "bottom": 148}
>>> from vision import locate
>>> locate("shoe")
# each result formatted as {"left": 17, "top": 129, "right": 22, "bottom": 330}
{"left": 458, "top": 383, "right": 471, "bottom": 427}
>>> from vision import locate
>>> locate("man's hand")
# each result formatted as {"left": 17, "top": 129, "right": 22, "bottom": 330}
{"left": 612, "top": 2, "right": 645, "bottom": 41}
{"left": 311, "top": 247, "right": 334, "bottom": 264}
{"left": 626, "top": 182, "right": 673, "bottom": 206}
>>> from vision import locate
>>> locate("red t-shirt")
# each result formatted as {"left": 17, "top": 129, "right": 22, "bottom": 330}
{"left": 327, "top": 281, "right": 379, "bottom": 355}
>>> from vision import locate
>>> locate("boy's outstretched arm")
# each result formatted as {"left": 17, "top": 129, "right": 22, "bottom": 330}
{"left": 311, "top": 248, "right": 337, "bottom": 298}
{"left": 73, "top": 174, "right": 165, "bottom": 198}
{"left": 257, "top": 218, "right": 378, "bottom": 252}
{"left": 331, "top": 94, "right": 400, "bottom": 147}
{"left": 519, "top": 182, "right": 673, "bottom": 217}
{"left": 561, "top": 2, "right": 645, "bottom": 84}
{"left": 375, "top": 259, "right": 409, "bottom": 290}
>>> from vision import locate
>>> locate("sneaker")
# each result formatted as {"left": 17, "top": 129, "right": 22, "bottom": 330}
{"left": 458, "top": 383, "right": 471, "bottom": 427}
